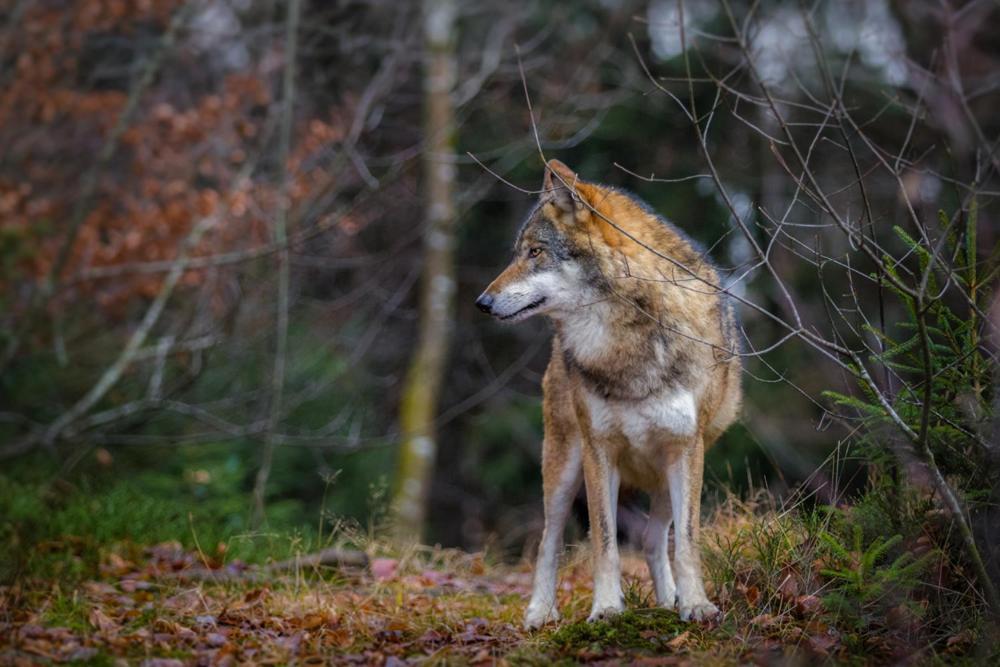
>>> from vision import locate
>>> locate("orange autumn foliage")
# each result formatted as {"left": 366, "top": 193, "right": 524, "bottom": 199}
{"left": 0, "top": 0, "right": 348, "bottom": 315}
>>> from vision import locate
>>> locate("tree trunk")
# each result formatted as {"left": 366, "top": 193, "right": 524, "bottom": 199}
{"left": 390, "top": 0, "right": 458, "bottom": 542}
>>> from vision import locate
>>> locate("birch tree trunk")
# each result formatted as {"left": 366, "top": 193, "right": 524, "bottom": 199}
{"left": 390, "top": 0, "right": 457, "bottom": 542}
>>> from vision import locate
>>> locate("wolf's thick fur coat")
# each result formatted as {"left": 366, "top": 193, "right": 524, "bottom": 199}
{"left": 477, "top": 160, "right": 741, "bottom": 627}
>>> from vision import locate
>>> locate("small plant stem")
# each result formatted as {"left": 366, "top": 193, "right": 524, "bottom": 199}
{"left": 252, "top": 0, "right": 301, "bottom": 527}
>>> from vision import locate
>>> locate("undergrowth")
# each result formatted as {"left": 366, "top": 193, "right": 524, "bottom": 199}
{"left": 0, "top": 452, "right": 350, "bottom": 585}
{"left": 3, "top": 467, "right": 999, "bottom": 664}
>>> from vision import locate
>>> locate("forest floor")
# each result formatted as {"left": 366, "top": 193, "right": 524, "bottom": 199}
{"left": 4, "top": 495, "right": 994, "bottom": 666}
{"left": 1, "top": 542, "right": 829, "bottom": 666}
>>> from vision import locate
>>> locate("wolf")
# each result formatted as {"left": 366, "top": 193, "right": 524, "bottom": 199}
{"left": 476, "top": 159, "right": 741, "bottom": 627}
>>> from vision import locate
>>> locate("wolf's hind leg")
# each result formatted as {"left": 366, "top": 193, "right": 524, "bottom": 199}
{"left": 644, "top": 490, "right": 677, "bottom": 609}
{"left": 668, "top": 437, "right": 719, "bottom": 621}
{"left": 524, "top": 437, "right": 582, "bottom": 630}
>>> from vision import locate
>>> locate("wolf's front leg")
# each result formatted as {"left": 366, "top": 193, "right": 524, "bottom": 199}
{"left": 524, "top": 438, "right": 582, "bottom": 629}
{"left": 667, "top": 438, "right": 719, "bottom": 621}
{"left": 581, "top": 439, "right": 623, "bottom": 622}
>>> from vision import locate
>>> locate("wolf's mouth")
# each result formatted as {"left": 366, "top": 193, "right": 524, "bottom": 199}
{"left": 499, "top": 297, "right": 547, "bottom": 321}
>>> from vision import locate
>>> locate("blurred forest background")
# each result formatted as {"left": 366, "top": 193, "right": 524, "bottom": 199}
{"left": 1, "top": 0, "right": 998, "bottom": 616}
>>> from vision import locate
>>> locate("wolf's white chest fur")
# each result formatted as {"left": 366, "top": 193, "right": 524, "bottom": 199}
{"left": 585, "top": 387, "right": 698, "bottom": 446}
{"left": 560, "top": 298, "right": 698, "bottom": 445}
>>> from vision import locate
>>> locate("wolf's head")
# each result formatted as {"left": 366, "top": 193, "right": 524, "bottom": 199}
{"left": 475, "top": 159, "right": 606, "bottom": 323}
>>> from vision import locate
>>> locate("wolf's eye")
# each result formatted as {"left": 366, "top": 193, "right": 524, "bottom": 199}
{"left": 529, "top": 247, "right": 543, "bottom": 258}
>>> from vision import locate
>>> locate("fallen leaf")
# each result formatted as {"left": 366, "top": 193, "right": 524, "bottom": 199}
{"left": 803, "top": 618, "right": 828, "bottom": 635}
{"left": 667, "top": 630, "right": 690, "bottom": 648}
{"left": 119, "top": 579, "right": 152, "bottom": 593}
{"left": 205, "top": 632, "right": 228, "bottom": 647}
{"left": 807, "top": 632, "right": 839, "bottom": 655}
{"left": 945, "top": 629, "right": 976, "bottom": 651}
{"left": 777, "top": 573, "right": 800, "bottom": 600}
{"left": 243, "top": 587, "right": 269, "bottom": 603}
{"left": 88, "top": 607, "right": 117, "bottom": 633}
{"left": 300, "top": 612, "right": 335, "bottom": 630}
{"left": 371, "top": 558, "right": 398, "bottom": 581}
{"left": 417, "top": 629, "right": 449, "bottom": 645}
{"left": 795, "top": 594, "right": 822, "bottom": 616}
{"left": 84, "top": 582, "right": 118, "bottom": 596}
{"left": 750, "top": 613, "right": 778, "bottom": 628}
{"left": 886, "top": 604, "right": 917, "bottom": 631}
{"left": 67, "top": 647, "right": 98, "bottom": 662}
{"left": 420, "top": 569, "right": 449, "bottom": 586}
{"left": 471, "top": 648, "right": 493, "bottom": 664}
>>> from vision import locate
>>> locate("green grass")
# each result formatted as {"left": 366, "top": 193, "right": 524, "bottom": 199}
{"left": 0, "top": 452, "right": 341, "bottom": 585}
{"left": 40, "top": 589, "right": 91, "bottom": 633}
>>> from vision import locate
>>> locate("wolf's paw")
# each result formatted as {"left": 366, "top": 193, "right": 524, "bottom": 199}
{"left": 678, "top": 600, "right": 720, "bottom": 622}
{"left": 523, "top": 603, "right": 560, "bottom": 630}
{"left": 587, "top": 601, "right": 625, "bottom": 623}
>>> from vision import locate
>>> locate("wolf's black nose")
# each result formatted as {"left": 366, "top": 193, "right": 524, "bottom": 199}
{"left": 475, "top": 293, "right": 494, "bottom": 314}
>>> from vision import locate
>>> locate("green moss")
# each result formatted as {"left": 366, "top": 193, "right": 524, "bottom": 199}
{"left": 547, "top": 609, "right": 692, "bottom": 653}
{"left": 71, "top": 652, "right": 119, "bottom": 667}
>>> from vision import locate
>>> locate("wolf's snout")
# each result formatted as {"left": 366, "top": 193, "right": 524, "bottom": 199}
{"left": 475, "top": 293, "right": 494, "bottom": 314}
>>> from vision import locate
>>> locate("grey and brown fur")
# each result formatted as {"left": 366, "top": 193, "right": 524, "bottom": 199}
{"left": 476, "top": 159, "right": 741, "bottom": 627}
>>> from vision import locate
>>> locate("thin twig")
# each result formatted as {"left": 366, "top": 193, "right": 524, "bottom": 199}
{"left": 253, "top": 0, "right": 302, "bottom": 527}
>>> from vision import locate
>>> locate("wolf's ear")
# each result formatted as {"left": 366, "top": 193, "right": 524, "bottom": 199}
{"left": 542, "top": 159, "right": 582, "bottom": 214}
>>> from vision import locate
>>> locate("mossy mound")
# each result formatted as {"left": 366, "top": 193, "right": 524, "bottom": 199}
{"left": 547, "top": 608, "right": 693, "bottom": 653}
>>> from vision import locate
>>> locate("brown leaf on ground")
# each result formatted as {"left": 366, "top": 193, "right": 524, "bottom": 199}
{"left": 667, "top": 630, "right": 691, "bottom": 648}
{"left": 945, "top": 629, "right": 976, "bottom": 652}
{"left": 141, "top": 659, "right": 185, "bottom": 667}
{"left": 794, "top": 594, "right": 822, "bottom": 616}
{"left": 88, "top": 606, "right": 117, "bottom": 634}
{"left": 777, "top": 572, "right": 800, "bottom": 600}
{"left": 749, "top": 613, "right": 778, "bottom": 628}
{"left": 806, "top": 632, "right": 839, "bottom": 656}
{"left": 242, "top": 587, "right": 269, "bottom": 604}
